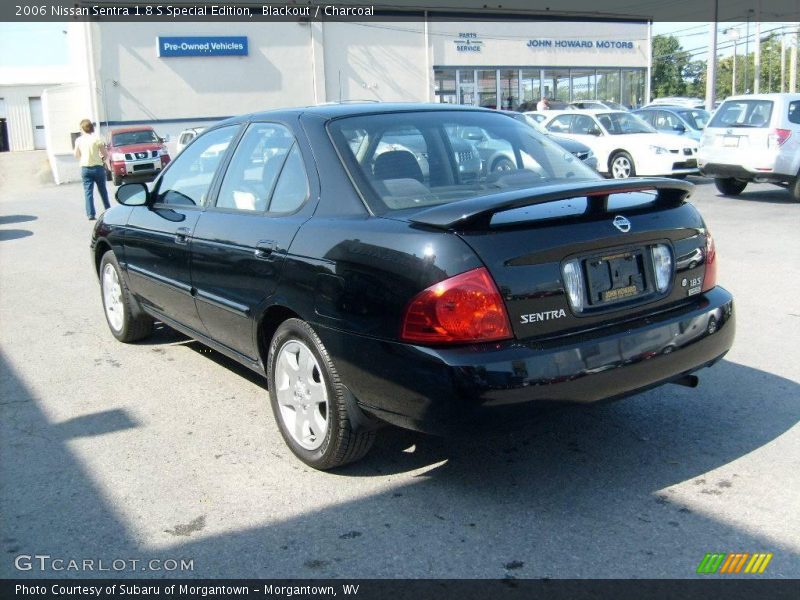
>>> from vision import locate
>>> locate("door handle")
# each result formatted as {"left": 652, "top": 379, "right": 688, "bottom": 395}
{"left": 254, "top": 240, "right": 277, "bottom": 258}
{"left": 175, "top": 227, "right": 191, "bottom": 244}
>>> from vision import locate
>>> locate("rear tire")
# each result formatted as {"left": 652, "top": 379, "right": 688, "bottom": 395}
{"left": 267, "top": 318, "right": 376, "bottom": 469}
{"left": 99, "top": 251, "right": 153, "bottom": 342}
{"left": 790, "top": 176, "right": 800, "bottom": 202}
{"left": 714, "top": 177, "right": 748, "bottom": 196}
{"left": 609, "top": 152, "right": 635, "bottom": 179}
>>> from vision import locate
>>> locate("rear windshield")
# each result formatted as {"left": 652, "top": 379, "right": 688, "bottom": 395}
{"left": 709, "top": 100, "right": 773, "bottom": 128}
{"left": 677, "top": 109, "right": 710, "bottom": 130}
{"left": 328, "top": 110, "right": 600, "bottom": 214}
{"left": 112, "top": 130, "right": 160, "bottom": 146}
{"left": 596, "top": 112, "right": 655, "bottom": 135}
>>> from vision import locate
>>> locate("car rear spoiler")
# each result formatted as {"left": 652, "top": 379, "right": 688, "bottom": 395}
{"left": 407, "top": 178, "right": 693, "bottom": 230}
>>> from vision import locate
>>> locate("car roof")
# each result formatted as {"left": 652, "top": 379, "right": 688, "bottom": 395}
{"left": 635, "top": 106, "right": 704, "bottom": 112}
{"left": 543, "top": 109, "right": 626, "bottom": 115}
{"left": 110, "top": 126, "right": 158, "bottom": 134}
{"left": 719, "top": 93, "right": 800, "bottom": 101}
{"left": 214, "top": 102, "right": 497, "bottom": 127}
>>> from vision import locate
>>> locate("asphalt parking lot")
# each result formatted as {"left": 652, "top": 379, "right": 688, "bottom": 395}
{"left": 1, "top": 152, "right": 798, "bottom": 579}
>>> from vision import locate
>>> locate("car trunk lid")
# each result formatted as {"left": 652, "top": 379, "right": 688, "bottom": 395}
{"left": 402, "top": 178, "right": 710, "bottom": 340}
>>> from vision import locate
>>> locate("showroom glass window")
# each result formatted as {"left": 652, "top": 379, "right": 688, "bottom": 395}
{"left": 596, "top": 69, "right": 621, "bottom": 104}
{"left": 520, "top": 69, "right": 542, "bottom": 109}
{"left": 570, "top": 70, "right": 596, "bottom": 101}
{"left": 215, "top": 122, "right": 309, "bottom": 214}
{"left": 155, "top": 126, "right": 238, "bottom": 206}
{"left": 435, "top": 69, "right": 457, "bottom": 104}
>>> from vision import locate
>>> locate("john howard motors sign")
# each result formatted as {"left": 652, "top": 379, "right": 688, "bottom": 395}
{"left": 157, "top": 36, "right": 249, "bottom": 57}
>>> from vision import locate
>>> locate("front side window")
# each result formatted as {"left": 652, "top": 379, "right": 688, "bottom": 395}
{"left": 596, "top": 112, "right": 655, "bottom": 135}
{"left": 677, "top": 109, "right": 710, "bottom": 130}
{"left": 328, "top": 110, "right": 599, "bottom": 215}
{"left": 155, "top": 125, "right": 238, "bottom": 206}
{"left": 654, "top": 111, "right": 680, "bottom": 130}
{"left": 547, "top": 115, "right": 573, "bottom": 133}
{"left": 572, "top": 115, "right": 598, "bottom": 135}
{"left": 709, "top": 100, "right": 774, "bottom": 128}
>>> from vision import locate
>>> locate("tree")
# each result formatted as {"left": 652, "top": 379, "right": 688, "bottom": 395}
{"left": 651, "top": 35, "right": 691, "bottom": 98}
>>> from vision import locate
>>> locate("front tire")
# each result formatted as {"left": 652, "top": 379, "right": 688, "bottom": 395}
{"left": 610, "top": 152, "right": 636, "bottom": 179}
{"left": 99, "top": 251, "right": 153, "bottom": 342}
{"left": 112, "top": 173, "right": 122, "bottom": 187}
{"left": 267, "top": 318, "right": 376, "bottom": 469}
{"left": 491, "top": 157, "right": 515, "bottom": 173}
{"left": 714, "top": 177, "right": 748, "bottom": 196}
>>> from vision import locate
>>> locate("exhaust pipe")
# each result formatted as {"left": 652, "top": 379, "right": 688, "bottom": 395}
{"left": 672, "top": 374, "right": 699, "bottom": 388}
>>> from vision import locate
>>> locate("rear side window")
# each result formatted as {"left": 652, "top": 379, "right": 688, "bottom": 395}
{"left": 215, "top": 123, "right": 300, "bottom": 212}
{"left": 788, "top": 101, "right": 800, "bottom": 124}
{"left": 269, "top": 144, "right": 310, "bottom": 213}
{"left": 709, "top": 100, "right": 773, "bottom": 128}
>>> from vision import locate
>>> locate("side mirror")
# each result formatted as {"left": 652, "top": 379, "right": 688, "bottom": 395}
{"left": 589, "top": 128, "right": 603, "bottom": 136}
{"left": 116, "top": 182, "right": 149, "bottom": 206}
{"left": 673, "top": 123, "right": 686, "bottom": 132}
{"left": 158, "top": 136, "right": 166, "bottom": 143}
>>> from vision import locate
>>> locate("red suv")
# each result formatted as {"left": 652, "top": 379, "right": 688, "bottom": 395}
{"left": 106, "top": 126, "right": 171, "bottom": 186}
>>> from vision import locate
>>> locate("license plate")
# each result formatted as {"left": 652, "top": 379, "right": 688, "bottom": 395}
{"left": 585, "top": 250, "right": 647, "bottom": 306}
{"left": 723, "top": 136, "right": 739, "bottom": 147}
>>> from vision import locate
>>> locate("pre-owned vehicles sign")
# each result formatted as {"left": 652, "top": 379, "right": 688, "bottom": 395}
{"left": 157, "top": 36, "right": 248, "bottom": 57}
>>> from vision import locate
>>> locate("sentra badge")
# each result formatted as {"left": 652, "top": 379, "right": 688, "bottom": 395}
{"left": 521, "top": 309, "right": 566, "bottom": 324}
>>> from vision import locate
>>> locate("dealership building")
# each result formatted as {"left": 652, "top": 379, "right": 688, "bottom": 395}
{"left": 0, "top": 8, "right": 650, "bottom": 183}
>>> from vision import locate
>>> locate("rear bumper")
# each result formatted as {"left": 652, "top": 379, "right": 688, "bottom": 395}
{"left": 315, "top": 287, "right": 734, "bottom": 434}
{"left": 698, "top": 162, "right": 793, "bottom": 183}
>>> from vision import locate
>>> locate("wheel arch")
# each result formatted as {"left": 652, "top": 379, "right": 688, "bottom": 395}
{"left": 256, "top": 304, "right": 301, "bottom": 368}
{"left": 607, "top": 148, "right": 630, "bottom": 169}
{"left": 93, "top": 239, "right": 113, "bottom": 278}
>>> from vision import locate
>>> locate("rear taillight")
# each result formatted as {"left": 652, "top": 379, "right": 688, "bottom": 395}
{"left": 400, "top": 267, "right": 512, "bottom": 344}
{"left": 701, "top": 232, "right": 717, "bottom": 292}
{"left": 768, "top": 128, "right": 791, "bottom": 148}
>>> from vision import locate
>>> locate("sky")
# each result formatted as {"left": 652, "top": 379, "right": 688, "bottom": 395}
{"left": 0, "top": 23, "right": 69, "bottom": 68}
{"left": 652, "top": 21, "right": 797, "bottom": 61}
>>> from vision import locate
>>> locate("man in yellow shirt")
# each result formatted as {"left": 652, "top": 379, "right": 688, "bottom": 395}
{"left": 73, "top": 119, "right": 110, "bottom": 220}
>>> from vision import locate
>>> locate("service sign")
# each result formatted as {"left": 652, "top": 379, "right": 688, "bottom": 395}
{"left": 157, "top": 36, "right": 248, "bottom": 57}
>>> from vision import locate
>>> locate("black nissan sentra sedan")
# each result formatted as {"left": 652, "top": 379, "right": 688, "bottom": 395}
{"left": 91, "top": 103, "right": 734, "bottom": 469}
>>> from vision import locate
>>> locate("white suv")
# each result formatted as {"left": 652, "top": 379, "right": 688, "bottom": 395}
{"left": 698, "top": 93, "right": 800, "bottom": 200}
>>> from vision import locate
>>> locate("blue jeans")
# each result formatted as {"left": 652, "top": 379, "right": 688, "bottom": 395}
{"left": 81, "top": 165, "right": 110, "bottom": 218}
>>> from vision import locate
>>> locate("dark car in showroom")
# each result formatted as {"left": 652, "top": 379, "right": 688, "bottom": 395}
{"left": 91, "top": 103, "right": 734, "bottom": 469}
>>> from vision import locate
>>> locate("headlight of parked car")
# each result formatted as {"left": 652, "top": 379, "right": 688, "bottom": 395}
{"left": 111, "top": 153, "right": 125, "bottom": 161}
{"left": 649, "top": 145, "right": 669, "bottom": 155}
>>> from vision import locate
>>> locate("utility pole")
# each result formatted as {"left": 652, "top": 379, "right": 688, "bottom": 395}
{"left": 791, "top": 26, "right": 798, "bottom": 93}
{"left": 781, "top": 31, "right": 786, "bottom": 92}
{"left": 725, "top": 27, "right": 740, "bottom": 95}
{"left": 705, "top": 2, "right": 718, "bottom": 112}
{"left": 745, "top": 10, "right": 753, "bottom": 93}
{"left": 754, "top": 1, "right": 761, "bottom": 93}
